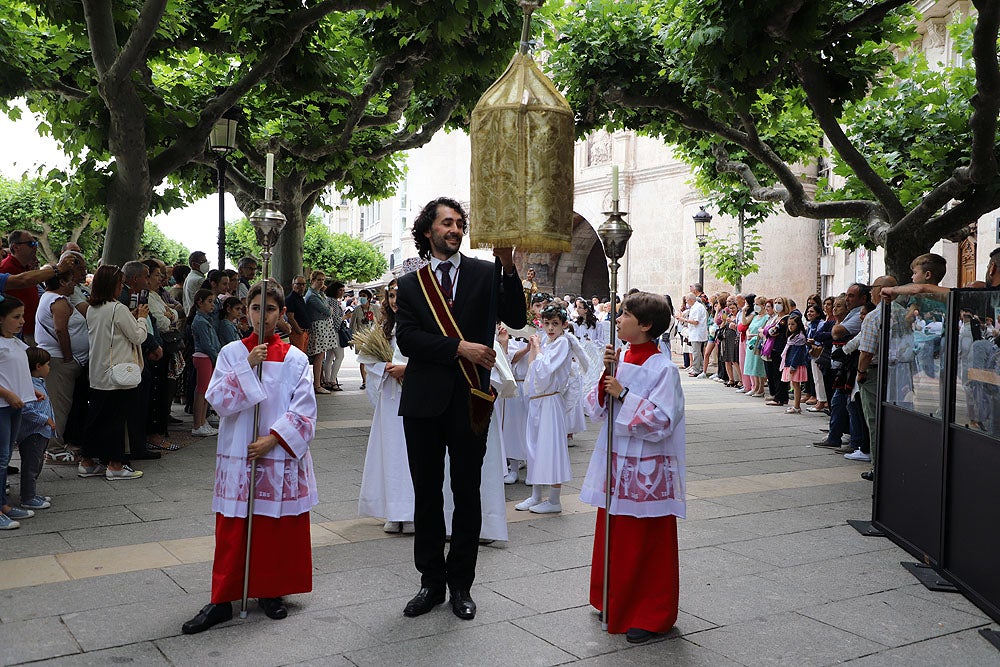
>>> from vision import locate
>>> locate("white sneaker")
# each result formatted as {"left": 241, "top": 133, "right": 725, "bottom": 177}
{"left": 528, "top": 501, "right": 562, "bottom": 514}
{"left": 696, "top": 373, "right": 708, "bottom": 379}
{"left": 383, "top": 521, "right": 401, "bottom": 533}
{"left": 844, "top": 449, "right": 872, "bottom": 462}
{"left": 515, "top": 497, "right": 543, "bottom": 511}
{"left": 504, "top": 469, "right": 518, "bottom": 485}
{"left": 106, "top": 465, "right": 143, "bottom": 480}
{"left": 77, "top": 462, "right": 107, "bottom": 478}
{"left": 191, "top": 424, "right": 218, "bottom": 437}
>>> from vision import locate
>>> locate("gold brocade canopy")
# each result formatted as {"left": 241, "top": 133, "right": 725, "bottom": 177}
{"left": 470, "top": 51, "right": 575, "bottom": 252}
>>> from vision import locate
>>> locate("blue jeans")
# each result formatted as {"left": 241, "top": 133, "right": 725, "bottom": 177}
{"left": 827, "top": 389, "right": 850, "bottom": 445}
{"left": 0, "top": 406, "right": 22, "bottom": 509}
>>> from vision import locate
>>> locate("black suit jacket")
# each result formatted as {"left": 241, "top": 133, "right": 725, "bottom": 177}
{"left": 396, "top": 254, "right": 527, "bottom": 418}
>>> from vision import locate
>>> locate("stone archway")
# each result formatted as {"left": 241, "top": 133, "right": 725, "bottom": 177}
{"left": 513, "top": 214, "right": 608, "bottom": 297}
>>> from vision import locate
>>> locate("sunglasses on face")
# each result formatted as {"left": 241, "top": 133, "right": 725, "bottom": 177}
{"left": 14, "top": 240, "right": 38, "bottom": 248}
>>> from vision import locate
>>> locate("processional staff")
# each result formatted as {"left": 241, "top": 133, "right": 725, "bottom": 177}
{"left": 240, "top": 153, "right": 287, "bottom": 619}
{"left": 596, "top": 166, "right": 633, "bottom": 632}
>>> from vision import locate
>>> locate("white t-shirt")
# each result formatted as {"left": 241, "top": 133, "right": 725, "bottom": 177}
{"left": 0, "top": 336, "right": 35, "bottom": 407}
{"left": 687, "top": 301, "right": 709, "bottom": 342}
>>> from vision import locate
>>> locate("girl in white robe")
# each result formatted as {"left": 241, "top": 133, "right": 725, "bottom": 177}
{"left": 516, "top": 305, "right": 573, "bottom": 514}
{"left": 500, "top": 330, "right": 530, "bottom": 484}
{"left": 358, "top": 281, "right": 414, "bottom": 533}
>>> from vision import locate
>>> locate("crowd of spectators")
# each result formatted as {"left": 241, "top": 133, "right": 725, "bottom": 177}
{"left": 0, "top": 230, "right": 356, "bottom": 529}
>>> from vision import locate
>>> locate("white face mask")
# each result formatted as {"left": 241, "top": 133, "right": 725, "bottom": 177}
{"left": 199, "top": 261, "right": 210, "bottom": 274}
{"left": 774, "top": 303, "right": 784, "bottom": 313}
{"left": 754, "top": 304, "right": 762, "bottom": 313}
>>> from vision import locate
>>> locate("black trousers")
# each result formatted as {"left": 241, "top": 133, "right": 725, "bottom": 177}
{"left": 84, "top": 387, "right": 139, "bottom": 464}
{"left": 145, "top": 357, "right": 171, "bottom": 436}
{"left": 403, "top": 382, "right": 488, "bottom": 592}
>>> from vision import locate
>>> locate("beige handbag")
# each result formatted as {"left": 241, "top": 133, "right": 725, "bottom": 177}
{"left": 105, "top": 303, "right": 143, "bottom": 388}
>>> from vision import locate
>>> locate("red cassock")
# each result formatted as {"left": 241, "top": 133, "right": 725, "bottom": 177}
{"left": 589, "top": 510, "right": 679, "bottom": 634}
{"left": 211, "top": 513, "right": 313, "bottom": 603}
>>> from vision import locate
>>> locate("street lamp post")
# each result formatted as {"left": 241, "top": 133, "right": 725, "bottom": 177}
{"left": 693, "top": 206, "right": 712, "bottom": 288}
{"left": 209, "top": 109, "right": 240, "bottom": 270}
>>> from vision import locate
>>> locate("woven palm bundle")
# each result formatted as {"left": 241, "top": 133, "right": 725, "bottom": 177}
{"left": 351, "top": 325, "right": 393, "bottom": 363}
{"left": 470, "top": 47, "right": 575, "bottom": 252}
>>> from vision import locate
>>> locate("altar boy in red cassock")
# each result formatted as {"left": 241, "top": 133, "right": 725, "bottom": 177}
{"left": 582, "top": 291, "right": 685, "bottom": 644}
{"left": 182, "top": 281, "right": 318, "bottom": 634}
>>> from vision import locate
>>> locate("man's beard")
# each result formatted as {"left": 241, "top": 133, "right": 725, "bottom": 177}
{"left": 430, "top": 231, "right": 460, "bottom": 256}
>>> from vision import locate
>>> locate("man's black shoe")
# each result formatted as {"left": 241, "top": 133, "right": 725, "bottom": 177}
{"left": 626, "top": 627, "right": 658, "bottom": 644}
{"left": 258, "top": 597, "right": 287, "bottom": 619}
{"left": 403, "top": 587, "right": 445, "bottom": 617}
{"left": 181, "top": 602, "right": 232, "bottom": 634}
{"left": 449, "top": 589, "right": 476, "bottom": 620}
{"left": 811, "top": 440, "right": 839, "bottom": 448}
{"left": 168, "top": 416, "right": 183, "bottom": 424}
{"left": 861, "top": 470, "right": 874, "bottom": 482}
{"left": 131, "top": 451, "right": 162, "bottom": 460}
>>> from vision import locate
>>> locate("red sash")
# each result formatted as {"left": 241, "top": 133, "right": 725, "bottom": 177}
{"left": 416, "top": 264, "right": 495, "bottom": 434}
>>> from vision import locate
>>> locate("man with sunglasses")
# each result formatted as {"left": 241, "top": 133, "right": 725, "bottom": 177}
{"left": 1, "top": 231, "right": 42, "bottom": 344}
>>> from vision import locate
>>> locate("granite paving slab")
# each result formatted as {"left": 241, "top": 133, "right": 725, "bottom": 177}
{"left": 9, "top": 641, "right": 173, "bottom": 667}
{"left": 0, "top": 616, "right": 81, "bottom": 664}
{"left": 486, "top": 566, "right": 591, "bottom": 614}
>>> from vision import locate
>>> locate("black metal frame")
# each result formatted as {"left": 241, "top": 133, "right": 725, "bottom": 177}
{"left": 874, "top": 289, "right": 1000, "bottom": 624}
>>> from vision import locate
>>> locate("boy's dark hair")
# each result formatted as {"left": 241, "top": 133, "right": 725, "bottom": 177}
{"left": 623, "top": 292, "right": 672, "bottom": 339}
{"left": 911, "top": 253, "right": 947, "bottom": 283}
{"left": 26, "top": 345, "right": 51, "bottom": 371}
{"left": 247, "top": 281, "right": 286, "bottom": 309}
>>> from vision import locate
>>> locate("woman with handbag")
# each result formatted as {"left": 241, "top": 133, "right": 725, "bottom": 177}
{"left": 304, "top": 271, "right": 336, "bottom": 395}
{"left": 323, "top": 281, "right": 347, "bottom": 391}
{"left": 77, "top": 265, "right": 148, "bottom": 481}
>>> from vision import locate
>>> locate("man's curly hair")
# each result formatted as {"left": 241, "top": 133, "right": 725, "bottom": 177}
{"left": 412, "top": 197, "right": 469, "bottom": 260}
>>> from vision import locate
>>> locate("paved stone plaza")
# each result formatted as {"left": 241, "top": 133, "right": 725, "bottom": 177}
{"left": 1, "top": 350, "right": 998, "bottom": 666}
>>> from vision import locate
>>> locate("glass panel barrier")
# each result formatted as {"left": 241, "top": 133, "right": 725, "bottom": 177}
{"left": 884, "top": 294, "right": 946, "bottom": 417}
{"left": 953, "top": 289, "right": 1000, "bottom": 438}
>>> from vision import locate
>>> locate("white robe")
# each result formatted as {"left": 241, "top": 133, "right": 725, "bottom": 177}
{"left": 499, "top": 339, "right": 529, "bottom": 461}
{"left": 444, "top": 340, "right": 516, "bottom": 541}
{"left": 563, "top": 333, "right": 589, "bottom": 435}
{"left": 206, "top": 338, "right": 319, "bottom": 519}
{"left": 525, "top": 335, "right": 572, "bottom": 485}
{"left": 358, "top": 335, "right": 414, "bottom": 522}
{"left": 582, "top": 352, "right": 686, "bottom": 519}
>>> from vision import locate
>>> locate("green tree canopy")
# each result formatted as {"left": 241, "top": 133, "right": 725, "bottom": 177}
{"left": 543, "top": 0, "right": 1000, "bottom": 279}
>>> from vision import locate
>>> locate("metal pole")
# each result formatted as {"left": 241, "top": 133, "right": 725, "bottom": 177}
{"left": 602, "top": 255, "right": 619, "bottom": 632}
{"left": 698, "top": 241, "right": 706, "bottom": 288}
{"left": 239, "top": 233, "right": 272, "bottom": 618}
{"left": 737, "top": 209, "right": 745, "bottom": 293}
{"left": 217, "top": 156, "right": 227, "bottom": 272}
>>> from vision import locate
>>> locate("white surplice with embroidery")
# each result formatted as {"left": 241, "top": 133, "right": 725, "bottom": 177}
{"left": 358, "top": 334, "right": 414, "bottom": 522}
{"left": 206, "top": 340, "right": 318, "bottom": 518}
{"left": 581, "top": 353, "right": 686, "bottom": 519}
{"left": 499, "top": 339, "right": 529, "bottom": 461}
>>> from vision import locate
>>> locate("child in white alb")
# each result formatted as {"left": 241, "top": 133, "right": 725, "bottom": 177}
{"left": 498, "top": 325, "right": 529, "bottom": 484}
{"left": 516, "top": 305, "right": 572, "bottom": 514}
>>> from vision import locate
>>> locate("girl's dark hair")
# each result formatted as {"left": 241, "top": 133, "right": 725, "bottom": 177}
{"left": 203, "top": 269, "right": 223, "bottom": 290}
{"left": 247, "top": 281, "right": 285, "bottom": 310}
{"left": 186, "top": 288, "right": 214, "bottom": 322}
{"left": 26, "top": 345, "right": 51, "bottom": 370}
{"left": 222, "top": 296, "right": 243, "bottom": 316}
{"left": 573, "top": 299, "right": 598, "bottom": 328}
{"left": 89, "top": 265, "right": 124, "bottom": 306}
{"left": 380, "top": 280, "right": 398, "bottom": 340}
{"left": 411, "top": 197, "right": 468, "bottom": 260}
{"left": 786, "top": 313, "right": 804, "bottom": 332}
{"left": 540, "top": 304, "right": 568, "bottom": 323}
{"left": 0, "top": 295, "right": 24, "bottom": 318}
{"left": 44, "top": 268, "right": 75, "bottom": 293}
{"left": 742, "top": 293, "right": 756, "bottom": 317}
{"left": 326, "top": 280, "right": 345, "bottom": 298}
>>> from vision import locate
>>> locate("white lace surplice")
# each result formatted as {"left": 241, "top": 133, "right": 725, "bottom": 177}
{"left": 581, "top": 353, "right": 686, "bottom": 519}
{"left": 206, "top": 340, "right": 319, "bottom": 519}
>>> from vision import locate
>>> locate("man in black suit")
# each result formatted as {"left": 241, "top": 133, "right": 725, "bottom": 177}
{"left": 395, "top": 197, "right": 527, "bottom": 621}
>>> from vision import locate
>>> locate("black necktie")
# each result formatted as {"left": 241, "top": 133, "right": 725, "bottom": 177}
{"left": 439, "top": 262, "right": 454, "bottom": 306}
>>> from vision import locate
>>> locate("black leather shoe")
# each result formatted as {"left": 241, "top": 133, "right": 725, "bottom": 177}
{"left": 258, "top": 597, "right": 287, "bottom": 620}
{"left": 131, "top": 450, "right": 162, "bottom": 460}
{"left": 449, "top": 589, "right": 476, "bottom": 620}
{"left": 403, "top": 587, "right": 445, "bottom": 617}
{"left": 181, "top": 602, "right": 232, "bottom": 634}
{"left": 861, "top": 470, "right": 874, "bottom": 482}
{"left": 626, "top": 627, "right": 658, "bottom": 643}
